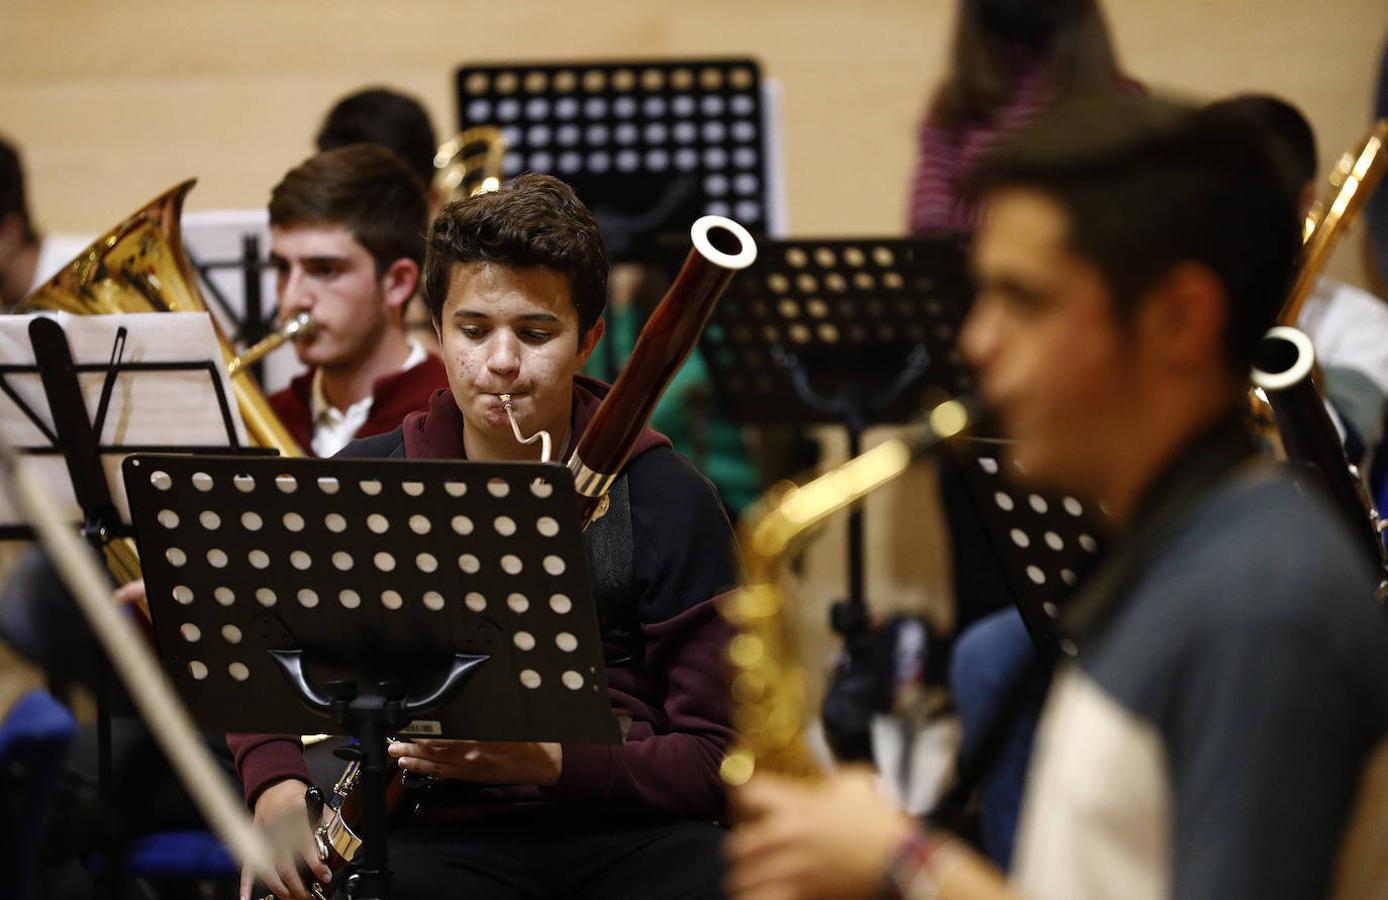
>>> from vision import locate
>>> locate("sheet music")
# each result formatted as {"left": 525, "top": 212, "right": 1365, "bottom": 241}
{"left": 0, "top": 311, "right": 248, "bottom": 528}
{"left": 182, "top": 208, "right": 304, "bottom": 394}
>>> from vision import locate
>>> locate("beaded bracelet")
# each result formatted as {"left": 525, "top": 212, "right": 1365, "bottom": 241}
{"left": 881, "top": 831, "right": 965, "bottom": 900}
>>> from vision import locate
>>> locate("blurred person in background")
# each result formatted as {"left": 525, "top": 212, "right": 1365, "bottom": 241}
{"left": 0, "top": 134, "right": 89, "bottom": 311}
{"left": 908, "top": 0, "right": 1136, "bottom": 236}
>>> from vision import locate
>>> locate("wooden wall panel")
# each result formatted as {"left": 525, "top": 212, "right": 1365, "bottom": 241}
{"left": 8, "top": 1, "right": 1380, "bottom": 278}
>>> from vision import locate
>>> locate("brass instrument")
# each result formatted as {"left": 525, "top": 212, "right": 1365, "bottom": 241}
{"left": 1281, "top": 119, "right": 1388, "bottom": 326}
{"left": 226, "top": 311, "right": 317, "bottom": 379}
{"left": 16, "top": 181, "right": 310, "bottom": 598}
{"left": 432, "top": 126, "right": 507, "bottom": 203}
{"left": 720, "top": 399, "right": 975, "bottom": 786}
{"left": 1252, "top": 122, "right": 1388, "bottom": 452}
{"left": 19, "top": 180, "right": 307, "bottom": 457}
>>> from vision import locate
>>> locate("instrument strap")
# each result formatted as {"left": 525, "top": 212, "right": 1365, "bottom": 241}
{"left": 582, "top": 473, "right": 638, "bottom": 660}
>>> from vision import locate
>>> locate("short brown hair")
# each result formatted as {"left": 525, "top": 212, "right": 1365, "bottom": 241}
{"left": 970, "top": 97, "right": 1299, "bottom": 373}
{"left": 269, "top": 144, "right": 428, "bottom": 273}
{"left": 422, "top": 173, "right": 609, "bottom": 335}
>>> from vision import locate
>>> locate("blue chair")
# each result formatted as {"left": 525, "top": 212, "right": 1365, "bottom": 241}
{"left": 0, "top": 688, "right": 78, "bottom": 899}
{"left": 125, "top": 828, "right": 239, "bottom": 880}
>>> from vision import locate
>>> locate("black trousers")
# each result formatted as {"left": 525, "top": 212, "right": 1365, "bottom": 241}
{"left": 364, "top": 808, "right": 727, "bottom": 899}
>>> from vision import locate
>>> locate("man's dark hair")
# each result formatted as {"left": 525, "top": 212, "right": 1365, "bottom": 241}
{"left": 269, "top": 144, "right": 428, "bottom": 273}
{"left": 316, "top": 87, "right": 439, "bottom": 190}
{"left": 970, "top": 96, "right": 1301, "bottom": 372}
{"left": 1204, "top": 93, "right": 1318, "bottom": 195}
{"left": 422, "top": 173, "right": 609, "bottom": 336}
{"left": 0, "top": 135, "right": 35, "bottom": 242}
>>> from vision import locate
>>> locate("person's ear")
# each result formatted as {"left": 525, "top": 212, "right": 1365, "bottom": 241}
{"left": 380, "top": 258, "right": 421, "bottom": 313}
{"left": 1140, "top": 262, "right": 1228, "bottom": 370}
{"left": 576, "top": 317, "right": 605, "bottom": 367}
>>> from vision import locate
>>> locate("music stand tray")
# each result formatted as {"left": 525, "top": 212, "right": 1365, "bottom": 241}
{"left": 124, "top": 453, "right": 619, "bottom": 743}
{"left": 950, "top": 444, "right": 1104, "bottom": 651}
{"left": 125, "top": 453, "right": 620, "bottom": 899}
{"left": 700, "top": 236, "right": 974, "bottom": 429}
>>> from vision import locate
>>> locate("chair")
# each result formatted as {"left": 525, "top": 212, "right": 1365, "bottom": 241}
{"left": 0, "top": 688, "right": 78, "bottom": 899}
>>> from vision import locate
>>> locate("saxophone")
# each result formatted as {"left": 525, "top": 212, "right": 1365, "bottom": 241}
{"left": 719, "top": 398, "right": 975, "bottom": 785}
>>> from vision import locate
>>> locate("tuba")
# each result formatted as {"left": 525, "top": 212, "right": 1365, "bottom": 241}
{"left": 719, "top": 398, "right": 975, "bottom": 786}
{"left": 19, "top": 179, "right": 307, "bottom": 457}
{"left": 17, "top": 180, "right": 310, "bottom": 593}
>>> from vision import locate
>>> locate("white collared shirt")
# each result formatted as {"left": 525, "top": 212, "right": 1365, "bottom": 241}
{"left": 309, "top": 340, "right": 428, "bottom": 458}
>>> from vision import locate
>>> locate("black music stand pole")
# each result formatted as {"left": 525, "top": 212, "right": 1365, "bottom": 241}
{"left": 265, "top": 650, "right": 488, "bottom": 899}
{"left": 124, "top": 453, "right": 622, "bottom": 900}
{"left": 29, "top": 317, "right": 123, "bottom": 897}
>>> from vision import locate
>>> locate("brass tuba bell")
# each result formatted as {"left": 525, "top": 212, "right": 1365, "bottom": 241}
{"left": 17, "top": 180, "right": 308, "bottom": 604}
{"left": 18, "top": 179, "right": 306, "bottom": 459}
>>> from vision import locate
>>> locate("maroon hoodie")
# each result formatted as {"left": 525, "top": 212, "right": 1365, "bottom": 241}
{"left": 229, "top": 376, "right": 739, "bottom": 821}
{"left": 268, "top": 355, "right": 448, "bottom": 455}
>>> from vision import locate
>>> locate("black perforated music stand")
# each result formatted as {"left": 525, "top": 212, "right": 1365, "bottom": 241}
{"left": 124, "top": 453, "right": 619, "bottom": 900}
{"left": 950, "top": 443, "right": 1104, "bottom": 649}
{"left": 701, "top": 236, "right": 974, "bottom": 633}
{"left": 456, "top": 57, "right": 772, "bottom": 260}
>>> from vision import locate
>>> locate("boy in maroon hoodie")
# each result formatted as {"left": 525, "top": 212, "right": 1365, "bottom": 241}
{"left": 232, "top": 173, "right": 738, "bottom": 900}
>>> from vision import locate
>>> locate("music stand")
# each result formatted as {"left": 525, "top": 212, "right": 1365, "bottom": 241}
{"left": 456, "top": 57, "right": 774, "bottom": 260}
{"left": 700, "top": 236, "right": 974, "bottom": 633}
{"left": 0, "top": 310, "right": 255, "bottom": 897}
{"left": 949, "top": 443, "right": 1104, "bottom": 650}
{"left": 124, "top": 453, "right": 620, "bottom": 900}
{"left": 0, "top": 313, "right": 249, "bottom": 539}
{"left": 182, "top": 209, "right": 301, "bottom": 391}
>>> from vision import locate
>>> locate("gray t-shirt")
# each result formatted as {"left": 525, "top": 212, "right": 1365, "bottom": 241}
{"left": 1014, "top": 432, "right": 1388, "bottom": 899}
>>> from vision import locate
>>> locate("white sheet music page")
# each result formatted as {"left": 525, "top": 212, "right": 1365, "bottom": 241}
{"left": 0, "top": 311, "right": 247, "bottom": 528}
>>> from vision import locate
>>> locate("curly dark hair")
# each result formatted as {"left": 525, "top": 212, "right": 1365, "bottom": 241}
{"left": 422, "top": 173, "right": 609, "bottom": 335}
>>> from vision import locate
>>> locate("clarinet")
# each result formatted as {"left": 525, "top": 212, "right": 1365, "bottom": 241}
{"left": 1251, "top": 326, "right": 1388, "bottom": 601}
{"left": 279, "top": 215, "right": 757, "bottom": 899}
